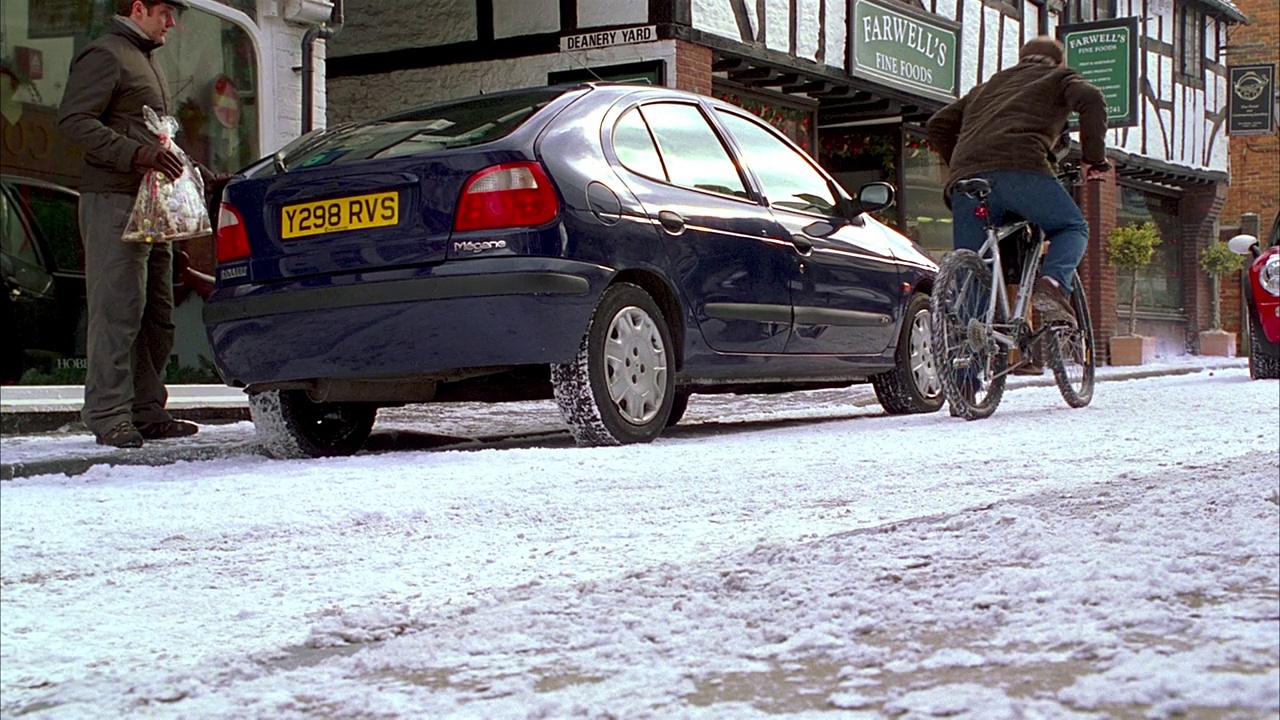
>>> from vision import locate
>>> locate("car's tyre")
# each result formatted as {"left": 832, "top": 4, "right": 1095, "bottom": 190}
{"left": 665, "top": 390, "right": 691, "bottom": 427}
{"left": 1247, "top": 313, "right": 1280, "bottom": 380}
{"left": 249, "top": 389, "right": 376, "bottom": 459}
{"left": 931, "top": 249, "right": 1008, "bottom": 420}
{"left": 1047, "top": 272, "right": 1096, "bottom": 408}
{"left": 872, "top": 292, "right": 944, "bottom": 414}
{"left": 552, "top": 282, "right": 675, "bottom": 446}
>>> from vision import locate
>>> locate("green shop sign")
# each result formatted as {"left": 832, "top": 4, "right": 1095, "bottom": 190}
{"left": 849, "top": 0, "right": 960, "bottom": 101}
{"left": 1060, "top": 17, "right": 1139, "bottom": 128}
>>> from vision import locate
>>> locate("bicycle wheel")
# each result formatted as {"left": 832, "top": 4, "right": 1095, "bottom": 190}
{"left": 1047, "top": 272, "right": 1096, "bottom": 408}
{"left": 930, "top": 249, "right": 1009, "bottom": 420}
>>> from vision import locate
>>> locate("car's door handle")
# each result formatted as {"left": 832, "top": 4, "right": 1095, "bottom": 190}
{"left": 657, "top": 210, "right": 685, "bottom": 235}
{"left": 789, "top": 233, "right": 813, "bottom": 255}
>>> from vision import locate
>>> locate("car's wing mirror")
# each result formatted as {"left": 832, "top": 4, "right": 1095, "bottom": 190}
{"left": 855, "top": 182, "right": 896, "bottom": 215}
{"left": 1228, "top": 233, "right": 1260, "bottom": 258}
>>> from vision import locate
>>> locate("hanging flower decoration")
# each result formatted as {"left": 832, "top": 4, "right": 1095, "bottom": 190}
{"left": 713, "top": 90, "right": 814, "bottom": 152}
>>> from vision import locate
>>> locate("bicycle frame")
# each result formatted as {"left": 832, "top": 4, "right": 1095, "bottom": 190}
{"left": 972, "top": 209, "right": 1048, "bottom": 355}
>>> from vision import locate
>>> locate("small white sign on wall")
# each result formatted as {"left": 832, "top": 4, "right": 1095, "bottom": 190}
{"left": 561, "top": 25, "right": 657, "bottom": 52}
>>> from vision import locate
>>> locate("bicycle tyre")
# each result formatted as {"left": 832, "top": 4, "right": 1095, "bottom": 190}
{"left": 1047, "top": 272, "right": 1096, "bottom": 408}
{"left": 930, "top": 249, "right": 1009, "bottom": 420}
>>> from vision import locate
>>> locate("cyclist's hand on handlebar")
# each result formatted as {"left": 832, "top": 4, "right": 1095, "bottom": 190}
{"left": 1083, "top": 161, "right": 1111, "bottom": 182}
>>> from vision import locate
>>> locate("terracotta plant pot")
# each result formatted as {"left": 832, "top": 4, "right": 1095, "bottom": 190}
{"left": 1110, "top": 335, "right": 1156, "bottom": 366}
{"left": 1198, "top": 330, "right": 1237, "bottom": 357}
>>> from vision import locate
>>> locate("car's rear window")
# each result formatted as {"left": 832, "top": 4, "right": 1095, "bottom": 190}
{"left": 282, "top": 88, "right": 573, "bottom": 170}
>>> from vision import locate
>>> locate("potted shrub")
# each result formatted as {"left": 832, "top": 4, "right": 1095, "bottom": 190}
{"left": 1107, "top": 221, "right": 1161, "bottom": 365}
{"left": 1198, "top": 241, "right": 1246, "bottom": 356}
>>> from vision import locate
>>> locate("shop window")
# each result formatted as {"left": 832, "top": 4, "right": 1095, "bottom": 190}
{"left": 0, "top": 1, "right": 260, "bottom": 189}
{"left": 901, "top": 133, "right": 951, "bottom": 257}
{"left": 1117, "top": 185, "right": 1182, "bottom": 311}
{"left": 1176, "top": 4, "right": 1205, "bottom": 85}
{"left": 819, "top": 126, "right": 898, "bottom": 226}
{"left": 637, "top": 103, "right": 748, "bottom": 199}
{"left": 1067, "top": 0, "right": 1117, "bottom": 21}
{"left": 712, "top": 89, "right": 815, "bottom": 156}
{"left": 715, "top": 110, "right": 841, "bottom": 218}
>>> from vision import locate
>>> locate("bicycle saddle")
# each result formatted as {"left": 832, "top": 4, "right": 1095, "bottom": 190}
{"left": 954, "top": 178, "right": 992, "bottom": 198}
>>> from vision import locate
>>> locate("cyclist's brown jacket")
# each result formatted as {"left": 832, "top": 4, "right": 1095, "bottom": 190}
{"left": 926, "top": 56, "right": 1107, "bottom": 195}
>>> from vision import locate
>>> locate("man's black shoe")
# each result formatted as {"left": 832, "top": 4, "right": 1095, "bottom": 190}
{"left": 1032, "top": 276, "right": 1077, "bottom": 328}
{"left": 97, "top": 421, "right": 144, "bottom": 448}
{"left": 134, "top": 419, "right": 200, "bottom": 440}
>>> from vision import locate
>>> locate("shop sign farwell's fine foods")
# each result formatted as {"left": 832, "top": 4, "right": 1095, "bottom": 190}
{"left": 850, "top": 0, "right": 960, "bottom": 101}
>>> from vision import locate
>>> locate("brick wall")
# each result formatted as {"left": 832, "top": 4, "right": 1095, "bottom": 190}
{"left": 1080, "top": 172, "right": 1119, "bottom": 361}
{"left": 1218, "top": 0, "right": 1280, "bottom": 350}
{"left": 674, "top": 41, "right": 712, "bottom": 95}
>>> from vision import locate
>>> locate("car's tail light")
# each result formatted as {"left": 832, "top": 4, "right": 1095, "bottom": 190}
{"left": 215, "top": 203, "right": 250, "bottom": 263}
{"left": 453, "top": 161, "right": 559, "bottom": 232}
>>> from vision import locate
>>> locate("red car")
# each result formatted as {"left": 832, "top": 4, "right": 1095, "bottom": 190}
{"left": 1229, "top": 211, "right": 1280, "bottom": 379}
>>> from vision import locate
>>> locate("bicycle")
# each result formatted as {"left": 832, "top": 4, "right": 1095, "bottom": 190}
{"left": 929, "top": 165, "right": 1097, "bottom": 420}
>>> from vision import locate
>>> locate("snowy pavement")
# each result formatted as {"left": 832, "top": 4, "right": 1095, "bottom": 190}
{"left": 0, "top": 362, "right": 1276, "bottom": 718}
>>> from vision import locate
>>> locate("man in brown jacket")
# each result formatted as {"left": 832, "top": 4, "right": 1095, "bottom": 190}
{"left": 57, "top": 0, "right": 199, "bottom": 448}
{"left": 926, "top": 36, "right": 1110, "bottom": 326}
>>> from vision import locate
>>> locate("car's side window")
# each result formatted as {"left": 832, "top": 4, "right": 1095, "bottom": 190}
{"left": 638, "top": 103, "right": 748, "bottom": 200}
{"left": 715, "top": 110, "right": 840, "bottom": 218}
{"left": 0, "top": 189, "right": 40, "bottom": 267}
{"left": 24, "top": 187, "right": 84, "bottom": 274}
{"left": 613, "top": 108, "right": 668, "bottom": 182}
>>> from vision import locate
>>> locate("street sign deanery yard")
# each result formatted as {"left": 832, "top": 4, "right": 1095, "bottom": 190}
{"left": 1060, "top": 17, "right": 1139, "bottom": 129}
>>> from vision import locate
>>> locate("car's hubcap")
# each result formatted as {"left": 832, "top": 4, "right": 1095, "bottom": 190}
{"left": 603, "top": 306, "right": 667, "bottom": 425}
{"left": 909, "top": 309, "right": 942, "bottom": 398}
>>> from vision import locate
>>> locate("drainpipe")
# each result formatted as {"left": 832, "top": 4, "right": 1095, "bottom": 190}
{"left": 301, "top": 0, "right": 345, "bottom": 134}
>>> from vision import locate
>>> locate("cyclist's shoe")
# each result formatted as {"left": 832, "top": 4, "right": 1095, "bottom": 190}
{"left": 1033, "top": 276, "right": 1077, "bottom": 328}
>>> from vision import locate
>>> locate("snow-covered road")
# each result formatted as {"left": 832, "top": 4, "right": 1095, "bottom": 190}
{"left": 2, "top": 366, "right": 1277, "bottom": 718}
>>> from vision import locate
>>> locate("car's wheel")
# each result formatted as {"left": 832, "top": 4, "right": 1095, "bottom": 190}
{"left": 872, "top": 292, "right": 944, "bottom": 414}
{"left": 1247, "top": 313, "right": 1280, "bottom": 380}
{"left": 552, "top": 282, "right": 675, "bottom": 446}
{"left": 249, "top": 389, "right": 376, "bottom": 459}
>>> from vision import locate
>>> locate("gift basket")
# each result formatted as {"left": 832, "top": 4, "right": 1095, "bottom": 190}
{"left": 122, "top": 106, "right": 212, "bottom": 243}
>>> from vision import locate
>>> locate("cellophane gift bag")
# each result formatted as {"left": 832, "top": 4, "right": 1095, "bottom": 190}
{"left": 122, "top": 106, "right": 212, "bottom": 243}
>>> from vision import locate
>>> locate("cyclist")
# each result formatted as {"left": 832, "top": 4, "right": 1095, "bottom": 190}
{"left": 926, "top": 35, "right": 1110, "bottom": 327}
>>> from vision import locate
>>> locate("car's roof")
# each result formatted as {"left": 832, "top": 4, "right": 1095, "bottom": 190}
{"left": 0, "top": 174, "right": 80, "bottom": 197}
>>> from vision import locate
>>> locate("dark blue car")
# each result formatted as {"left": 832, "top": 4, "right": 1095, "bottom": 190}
{"left": 205, "top": 84, "right": 942, "bottom": 458}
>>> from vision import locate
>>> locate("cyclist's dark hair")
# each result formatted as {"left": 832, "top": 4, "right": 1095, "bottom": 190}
{"left": 1020, "top": 36, "right": 1064, "bottom": 65}
{"left": 115, "top": 0, "right": 185, "bottom": 15}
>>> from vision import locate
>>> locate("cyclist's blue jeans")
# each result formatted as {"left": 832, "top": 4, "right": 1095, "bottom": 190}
{"left": 950, "top": 169, "right": 1089, "bottom": 293}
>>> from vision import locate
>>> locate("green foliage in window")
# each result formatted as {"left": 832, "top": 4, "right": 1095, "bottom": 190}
{"left": 1107, "top": 222, "right": 1161, "bottom": 336}
{"left": 1200, "top": 241, "right": 1246, "bottom": 330}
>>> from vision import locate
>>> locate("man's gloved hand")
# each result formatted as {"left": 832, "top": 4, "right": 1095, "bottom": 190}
{"left": 133, "top": 144, "right": 184, "bottom": 179}
{"left": 1083, "top": 160, "right": 1111, "bottom": 182}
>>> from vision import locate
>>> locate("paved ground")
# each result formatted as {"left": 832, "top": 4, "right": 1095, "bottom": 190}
{"left": 0, "top": 356, "right": 1253, "bottom": 481}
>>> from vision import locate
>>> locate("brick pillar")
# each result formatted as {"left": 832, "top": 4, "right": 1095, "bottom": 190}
{"left": 674, "top": 40, "right": 712, "bottom": 95}
{"left": 1079, "top": 170, "right": 1118, "bottom": 362}
{"left": 1180, "top": 181, "right": 1229, "bottom": 350}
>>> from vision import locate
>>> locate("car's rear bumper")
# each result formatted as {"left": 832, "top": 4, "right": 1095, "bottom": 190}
{"left": 203, "top": 257, "right": 610, "bottom": 387}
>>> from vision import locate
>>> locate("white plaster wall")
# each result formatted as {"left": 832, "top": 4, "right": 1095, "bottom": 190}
{"left": 326, "top": 41, "right": 679, "bottom": 124}
{"left": 960, "top": 0, "right": 981, "bottom": 89}
{"left": 494, "top": 0, "right": 559, "bottom": 38}
{"left": 1001, "top": 15, "right": 1020, "bottom": 72}
{"left": 691, "top": 0, "right": 741, "bottom": 40}
{"left": 578, "top": 0, "right": 648, "bottom": 29}
{"left": 935, "top": 0, "right": 959, "bottom": 22}
{"left": 981, "top": 6, "right": 1000, "bottom": 81}
{"left": 765, "top": 0, "right": 789, "bottom": 53}
{"left": 328, "top": 0, "right": 477, "bottom": 56}
{"left": 796, "top": 0, "right": 822, "bottom": 62}
{"left": 825, "top": 1, "right": 847, "bottom": 73}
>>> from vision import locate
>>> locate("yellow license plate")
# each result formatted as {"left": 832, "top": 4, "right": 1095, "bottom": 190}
{"left": 281, "top": 191, "right": 399, "bottom": 239}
